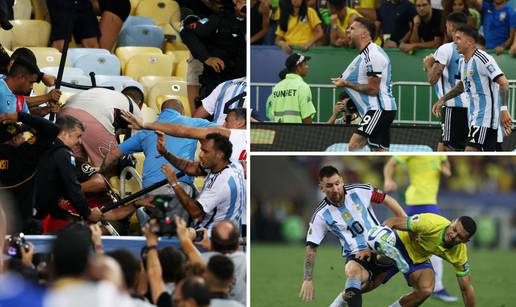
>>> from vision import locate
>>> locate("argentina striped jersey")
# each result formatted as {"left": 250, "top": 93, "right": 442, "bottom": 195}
{"left": 459, "top": 49, "right": 504, "bottom": 129}
{"left": 202, "top": 77, "right": 247, "bottom": 125}
{"left": 196, "top": 163, "right": 246, "bottom": 233}
{"left": 340, "top": 43, "right": 397, "bottom": 116}
{"left": 433, "top": 42, "right": 469, "bottom": 108}
{"left": 306, "top": 184, "right": 383, "bottom": 256}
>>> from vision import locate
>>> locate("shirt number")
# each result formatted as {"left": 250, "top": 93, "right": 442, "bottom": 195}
{"left": 347, "top": 221, "right": 365, "bottom": 238}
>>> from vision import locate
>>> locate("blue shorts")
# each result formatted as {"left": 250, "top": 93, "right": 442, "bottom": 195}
{"left": 405, "top": 204, "right": 441, "bottom": 216}
{"left": 382, "top": 231, "right": 434, "bottom": 286}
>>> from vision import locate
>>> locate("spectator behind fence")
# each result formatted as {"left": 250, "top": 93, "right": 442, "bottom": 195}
{"left": 159, "top": 133, "right": 245, "bottom": 233}
{"left": 399, "top": 0, "right": 443, "bottom": 54}
{"left": 200, "top": 220, "right": 246, "bottom": 305}
{"left": 46, "top": 0, "right": 100, "bottom": 51}
{"left": 473, "top": 0, "right": 516, "bottom": 54}
{"left": 59, "top": 88, "right": 142, "bottom": 167}
{"left": 251, "top": 0, "right": 271, "bottom": 44}
{"left": 327, "top": 92, "right": 360, "bottom": 124}
{"left": 33, "top": 116, "right": 102, "bottom": 226}
{"left": 328, "top": 0, "right": 363, "bottom": 47}
{"left": 441, "top": 0, "right": 478, "bottom": 41}
{"left": 266, "top": 53, "right": 315, "bottom": 123}
{"left": 275, "top": 0, "right": 324, "bottom": 53}
{"left": 0, "top": 112, "right": 59, "bottom": 233}
{"left": 180, "top": 0, "right": 246, "bottom": 103}
{"left": 377, "top": 0, "right": 417, "bottom": 48}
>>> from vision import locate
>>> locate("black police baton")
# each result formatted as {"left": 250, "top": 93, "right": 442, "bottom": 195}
{"left": 101, "top": 171, "right": 186, "bottom": 213}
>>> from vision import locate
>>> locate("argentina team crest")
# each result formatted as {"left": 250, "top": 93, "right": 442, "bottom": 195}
{"left": 342, "top": 212, "right": 351, "bottom": 221}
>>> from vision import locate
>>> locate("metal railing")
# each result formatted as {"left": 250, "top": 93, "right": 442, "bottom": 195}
{"left": 252, "top": 80, "right": 516, "bottom": 124}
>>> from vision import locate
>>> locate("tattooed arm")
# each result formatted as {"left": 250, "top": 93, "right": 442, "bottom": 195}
{"left": 495, "top": 75, "right": 512, "bottom": 136}
{"left": 299, "top": 244, "right": 318, "bottom": 301}
{"left": 432, "top": 81, "right": 464, "bottom": 117}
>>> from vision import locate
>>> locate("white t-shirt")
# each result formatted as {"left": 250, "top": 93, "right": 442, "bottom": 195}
{"left": 229, "top": 129, "right": 247, "bottom": 165}
{"left": 202, "top": 77, "right": 247, "bottom": 125}
{"left": 44, "top": 281, "right": 136, "bottom": 307}
{"left": 197, "top": 163, "right": 245, "bottom": 232}
{"left": 63, "top": 88, "right": 142, "bottom": 134}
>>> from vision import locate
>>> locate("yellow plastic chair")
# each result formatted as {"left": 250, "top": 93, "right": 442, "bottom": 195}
{"left": 0, "top": 30, "right": 13, "bottom": 50}
{"left": 135, "top": 0, "right": 179, "bottom": 26}
{"left": 25, "top": 47, "right": 67, "bottom": 68}
{"left": 124, "top": 53, "right": 174, "bottom": 80}
{"left": 30, "top": 0, "right": 50, "bottom": 21}
{"left": 166, "top": 49, "right": 190, "bottom": 78}
{"left": 139, "top": 75, "right": 185, "bottom": 100}
{"left": 115, "top": 46, "right": 162, "bottom": 72}
{"left": 129, "top": 0, "right": 142, "bottom": 15}
{"left": 141, "top": 103, "right": 158, "bottom": 122}
{"left": 11, "top": 20, "right": 51, "bottom": 48}
{"left": 154, "top": 94, "right": 190, "bottom": 116}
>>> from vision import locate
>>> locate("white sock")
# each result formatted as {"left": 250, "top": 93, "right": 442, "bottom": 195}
{"left": 329, "top": 292, "right": 346, "bottom": 307}
{"left": 430, "top": 255, "right": 444, "bottom": 292}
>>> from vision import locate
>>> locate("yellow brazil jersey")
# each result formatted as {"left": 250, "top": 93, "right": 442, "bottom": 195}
{"left": 358, "top": 0, "right": 375, "bottom": 9}
{"left": 336, "top": 7, "right": 362, "bottom": 32}
{"left": 394, "top": 155, "right": 447, "bottom": 205}
{"left": 275, "top": 7, "right": 322, "bottom": 46}
{"left": 397, "top": 213, "right": 470, "bottom": 276}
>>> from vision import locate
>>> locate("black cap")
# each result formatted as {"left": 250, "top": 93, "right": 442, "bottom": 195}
{"left": 285, "top": 53, "right": 311, "bottom": 70}
{"left": 0, "top": 123, "right": 28, "bottom": 143}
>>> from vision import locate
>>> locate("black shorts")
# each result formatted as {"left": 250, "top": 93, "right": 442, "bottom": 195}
{"left": 47, "top": 0, "right": 100, "bottom": 42}
{"left": 355, "top": 110, "right": 396, "bottom": 150}
{"left": 440, "top": 106, "right": 468, "bottom": 151}
{"left": 346, "top": 254, "right": 396, "bottom": 282}
{"left": 466, "top": 125, "right": 498, "bottom": 151}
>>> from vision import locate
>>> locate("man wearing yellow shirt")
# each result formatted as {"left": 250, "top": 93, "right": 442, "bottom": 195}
{"left": 383, "top": 213, "right": 477, "bottom": 307}
{"left": 328, "top": 0, "right": 363, "bottom": 46}
{"left": 383, "top": 155, "right": 458, "bottom": 302}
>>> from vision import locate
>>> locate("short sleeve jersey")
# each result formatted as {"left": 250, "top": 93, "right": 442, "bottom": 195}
{"left": 306, "top": 184, "right": 385, "bottom": 256}
{"left": 275, "top": 7, "right": 322, "bottom": 46}
{"left": 432, "top": 42, "right": 468, "bottom": 108}
{"left": 201, "top": 77, "right": 247, "bottom": 126}
{"left": 482, "top": 2, "right": 516, "bottom": 49}
{"left": 459, "top": 49, "right": 504, "bottom": 129}
{"left": 340, "top": 42, "right": 397, "bottom": 116}
{"left": 396, "top": 213, "right": 470, "bottom": 276}
{"left": 196, "top": 163, "right": 246, "bottom": 232}
{"left": 0, "top": 79, "right": 18, "bottom": 114}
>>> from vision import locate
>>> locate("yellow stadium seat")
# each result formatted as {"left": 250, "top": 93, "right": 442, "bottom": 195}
{"left": 32, "top": 81, "right": 46, "bottom": 96}
{"left": 124, "top": 53, "right": 174, "bottom": 80}
{"left": 11, "top": 20, "right": 51, "bottom": 48}
{"left": 25, "top": 47, "right": 66, "bottom": 68}
{"left": 13, "top": 0, "right": 32, "bottom": 20}
{"left": 167, "top": 49, "right": 190, "bottom": 78}
{"left": 141, "top": 103, "right": 158, "bottom": 122}
{"left": 130, "top": 0, "right": 142, "bottom": 15}
{"left": 115, "top": 46, "right": 162, "bottom": 72}
{"left": 30, "top": 0, "right": 50, "bottom": 21}
{"left": 154, "top": 94, "right": 190, "bottom": 116}
{"left": 58, "top": 92, "right": 76, "bottom": 105}
{"left": 0, "top": 30, "right": 13, "bottom": 50}
{"left": 135, "top": 0, "right": 179, "bottom": 26}
{"left": 162, "top": 23, "right": 189, "bottom": 53}
{"left": 138, "top": 75, "right": 184, "bottom": 99}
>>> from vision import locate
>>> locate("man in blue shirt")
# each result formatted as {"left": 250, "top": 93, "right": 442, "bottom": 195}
{"left": 101, "top": 99, "right": 216, "bottom": 223}
{"left": 0, "top": 59, "right": 40, "bottom": 114}
{"left": 474, "top": 0, "right": 516, "bottom": 53}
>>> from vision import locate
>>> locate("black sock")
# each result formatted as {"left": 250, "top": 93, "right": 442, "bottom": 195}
{"left": 344, "top": 287, "right": 362, "bottom": 307}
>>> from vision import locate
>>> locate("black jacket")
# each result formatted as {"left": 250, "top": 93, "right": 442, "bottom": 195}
{"left": 33, "top": 138, "right": 91, "bottom": 220}
{"left": 0, "top": 112, "right": 59, "bottom": 229}
{"left": 180, "top": 9, "right": 246, "bottom": 94}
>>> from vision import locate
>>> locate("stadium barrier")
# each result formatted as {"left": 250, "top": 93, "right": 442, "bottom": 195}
{"left": 250, "top": 122, "right": 516, "bottom": 151}
{"left": 252, "top": 80, "right": 516, "bottom": 124}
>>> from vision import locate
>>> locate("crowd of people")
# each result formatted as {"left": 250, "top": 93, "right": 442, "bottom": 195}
{"left": 0, "top": 0, "right": 248, "bottom": 306}
{"left": 252, "top": 0, "right": 516, "bottom": 55}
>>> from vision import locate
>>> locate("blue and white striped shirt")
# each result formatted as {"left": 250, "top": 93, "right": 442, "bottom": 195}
{"left": 433, "top": 42, "right": 469, "bottom": 108}
{"left": 340, "top": 43, "right": 397, "bottom": 116}
{"left": 306, "top": 184, "right": 382, "bottom": 257}
{"left": 459, "top": 49, "right": 504, "bottom": 129}
{"left": 202, "top": 77, "right": 247, "bottom": 125}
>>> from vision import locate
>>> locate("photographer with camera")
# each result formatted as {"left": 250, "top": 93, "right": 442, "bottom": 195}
{"left": 158, "top": 132, "right": 245, "bottom": 233}
{"left": 327, "top": 92, "right": 360, "bottom": 125}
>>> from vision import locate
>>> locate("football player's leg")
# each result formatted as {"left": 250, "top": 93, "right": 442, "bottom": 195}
{"left": 397, "top": 268, "right": 435, "bottom": 307}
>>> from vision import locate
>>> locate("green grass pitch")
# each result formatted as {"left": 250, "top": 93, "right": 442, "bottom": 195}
{"left": 251, "top": 243, "right": 516, "bottom": 307}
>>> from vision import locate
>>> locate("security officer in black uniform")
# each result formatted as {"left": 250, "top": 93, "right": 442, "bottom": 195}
{"left": 180, "top": 0, "right": 246, "bottom": 106}
{"left": 0, "top": 112, "right": 59, "bottom": 233}
{"left": 33, "top": 115, "right": 102, "bottom": 225}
